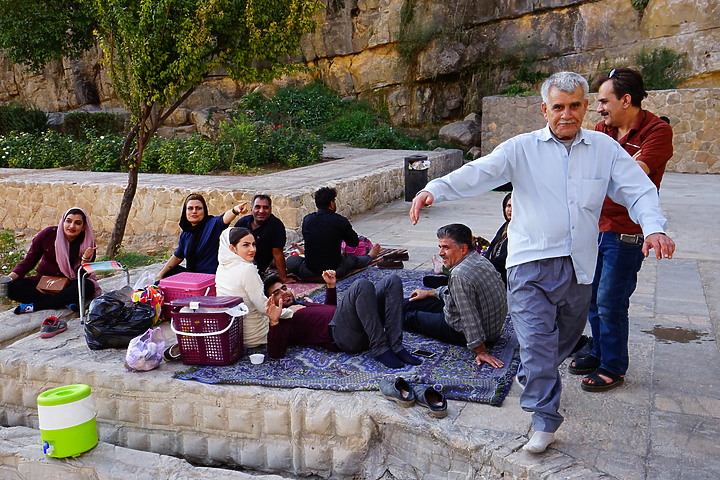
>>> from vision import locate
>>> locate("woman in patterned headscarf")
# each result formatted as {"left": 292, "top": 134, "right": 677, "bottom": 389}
{"left": 6, "top": 207, "right": 98, "bottom": 314}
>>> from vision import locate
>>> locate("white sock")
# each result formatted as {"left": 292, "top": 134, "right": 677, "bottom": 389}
{"left": 523, "top": 431, "right": 555, "bottom": 453}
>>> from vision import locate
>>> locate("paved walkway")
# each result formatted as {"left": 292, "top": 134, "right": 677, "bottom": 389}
{"left": 350, "top": 172, "right": 720, "bottom": 480}
{"left": 1, "top": 166, "right": 719, "bottom": 479}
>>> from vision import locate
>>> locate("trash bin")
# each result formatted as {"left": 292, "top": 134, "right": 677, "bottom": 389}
{"left": 37, "top": 384, "right": 98, "bottom": 458}
{"left": 404, "top": 154, "right": 429, "bottom": 202}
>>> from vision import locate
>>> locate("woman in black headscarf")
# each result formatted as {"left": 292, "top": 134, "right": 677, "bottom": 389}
{"left": 483, "top": 192, "right": 512, "bottom": 284}
{"left": 156, "top": 193, "right": 247, "bottom": 281}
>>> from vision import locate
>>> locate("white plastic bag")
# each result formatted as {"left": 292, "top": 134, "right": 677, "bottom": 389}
{"left": 125, "top": 327, "right": 166, "bottom": 371}
{"left": 133, "top": 271, "right": 156, "bottom": 291}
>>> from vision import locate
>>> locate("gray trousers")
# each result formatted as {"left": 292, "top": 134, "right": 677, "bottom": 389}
{"left": 329, "top": 275, "right": 404, "bottom": 357}
{"left": 508, "top": 257, "right": 591, "bottom": 433}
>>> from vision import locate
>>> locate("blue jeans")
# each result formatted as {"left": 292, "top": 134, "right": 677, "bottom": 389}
{"left": 588, "top": 231, "right": 645, "bottom": 376}
{"left": 402, "top": 296, "right": 467, "bottom": 346}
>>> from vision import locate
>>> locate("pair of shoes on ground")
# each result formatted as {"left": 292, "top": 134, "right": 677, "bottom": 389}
{"left": 40, "top": 316, "right": 68, "bottom": 338}
{"left": 379, "top": 376, "right": 448, "bottom": 418}
{"left": 568, "top": 356, "right": 625, "bottom": 391}
{"left": 377, "top": 258, "right": 404, "bottom": 269}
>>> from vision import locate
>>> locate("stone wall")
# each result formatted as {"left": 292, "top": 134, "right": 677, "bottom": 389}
{"left": 1, "top": 0, "right": 719, "bottom": 129}
{"left": 0, "top": 147, "right": 463, "bottom": 251}
{"left": 480, "top": 88, "right": 720, "bottom": 174}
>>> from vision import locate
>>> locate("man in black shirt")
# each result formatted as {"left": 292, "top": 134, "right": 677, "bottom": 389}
{"left": 287, "top": 187, "right": 381, "bottom": 279}
{"left": 234, "top": 194, "right": 293, "bottom": 283}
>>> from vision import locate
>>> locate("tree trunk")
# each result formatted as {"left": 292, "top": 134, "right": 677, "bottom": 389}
{"left": 104, "top": 88, "right": 197, "bottom": 257}
{"left": 105, "top": 166, "right": 139, "bottom": 257}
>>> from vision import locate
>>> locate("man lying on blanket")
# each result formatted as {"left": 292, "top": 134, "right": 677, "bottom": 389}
{"left": 264, "top": 270, "right": 421, "bottom": 368}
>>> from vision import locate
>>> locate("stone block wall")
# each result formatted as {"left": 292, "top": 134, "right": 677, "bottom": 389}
{"left": 480, "top": 88, "right": 720, "bottom": 174}
{"left": 0, "top": 148, "right": 463, "bottom": 251}
{"left": 0, "top": 325, "right": 608, "bottom": 480}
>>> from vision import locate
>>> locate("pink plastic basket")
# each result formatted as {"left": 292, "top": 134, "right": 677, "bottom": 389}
{"left": 170, "top": 296, "right": 244, "bottom": 366}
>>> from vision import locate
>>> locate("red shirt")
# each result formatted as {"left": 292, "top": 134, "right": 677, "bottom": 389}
{"left": 595, "top": 110, "right": 673, "bottom": 233}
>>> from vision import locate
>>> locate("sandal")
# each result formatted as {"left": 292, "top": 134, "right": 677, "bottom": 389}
{"left": 581, "top": 368, "right": 624, "bottom": 392}
{"left": 568, "top": 355, "right": 600, "bottom": 375}
{"left": 163, "top": 344, "right": 182, "bottom": 362}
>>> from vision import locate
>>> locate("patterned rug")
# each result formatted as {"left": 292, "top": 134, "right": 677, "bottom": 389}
{"left": 176, "top": 267, "right": 520, "bottom": 406}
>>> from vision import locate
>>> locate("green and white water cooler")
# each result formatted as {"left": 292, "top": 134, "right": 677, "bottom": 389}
{"left": 37, "top": 384, "right": 98, "bottom": 457}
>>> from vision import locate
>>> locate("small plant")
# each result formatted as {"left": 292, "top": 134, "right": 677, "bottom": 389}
{"left": 0, "top": 228, "right": 25, "bottom": 276}
{"left": 396, "top": 0, "right": 439, "bottom": 64}
{"left": 630, "top": 0, "right": 649, "bottom": 10}
{"left": 0, "top": 103, "right": 47, "bottom": 135}
{"left": 635, "top": 47, "right": 688, "bottom": 90}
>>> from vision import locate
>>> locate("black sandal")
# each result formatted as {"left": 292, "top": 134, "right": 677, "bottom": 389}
{"left": 568, "top": 355, "right": 600, "bottom": 375}
{"left": 581, "top": 368, "right": 624, "bottom": 392}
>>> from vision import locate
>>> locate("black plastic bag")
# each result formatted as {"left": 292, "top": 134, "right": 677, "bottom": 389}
{"left": 85, "top": 291, "right": 155, "bottom": 350}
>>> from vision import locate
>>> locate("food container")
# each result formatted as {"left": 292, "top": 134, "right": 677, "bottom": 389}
{"left": 158, "top": 272, "right": 216, "bottom": 320}
{"left": 37, "top": 384, "right": 98, "bottom": 458}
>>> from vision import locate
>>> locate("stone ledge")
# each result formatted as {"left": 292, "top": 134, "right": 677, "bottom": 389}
{"left": 0, "top": 309, "right": 613, "bottom": 480}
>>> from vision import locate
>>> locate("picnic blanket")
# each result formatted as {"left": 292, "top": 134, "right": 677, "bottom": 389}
{"left": 176, "top": 267, "right": 520, "bottom": 406}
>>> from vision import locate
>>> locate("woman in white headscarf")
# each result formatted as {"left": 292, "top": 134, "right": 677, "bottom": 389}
{"left": 215, "top": 227, "right": 292, "bottom": 348}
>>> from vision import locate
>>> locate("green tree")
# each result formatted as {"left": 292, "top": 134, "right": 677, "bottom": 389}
{"left": 0, "top": 0, "right": 320, "bottom": 256}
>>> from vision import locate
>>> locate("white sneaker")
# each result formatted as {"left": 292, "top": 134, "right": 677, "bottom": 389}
{"left": 523, "top": 431, "right": 555, "bottom": 453}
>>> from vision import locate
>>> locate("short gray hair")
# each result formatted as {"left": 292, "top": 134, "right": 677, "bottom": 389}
{"left": 541, "top": 72, "right": 589, "bottom": 103}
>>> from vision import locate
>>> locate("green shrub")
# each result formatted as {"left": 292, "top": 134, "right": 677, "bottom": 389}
{"left": 63, "top": 112, "right": 126, "bottom": 139}
{"left": 72, "top": 132, "right": 124, "bottom": 172}
{"left": 0, "top": 103, "right": 47, "bottom": 135}
{"left": 0, "top": 130, "right": 74, "bottom": 168}
{"left": 635, "top": 47, "right": 688, "bottom": 90}
{"left": 319, "top": 106, "right": 379, "bottom": 142}
{"left": 217, "top": 113, "right": 323, "bottom": 170}
{"left": 240, "top": 82, "right": 343, "bottom": 129}
{"left": 0, "top": 228, "right": 25, "bottom": 276}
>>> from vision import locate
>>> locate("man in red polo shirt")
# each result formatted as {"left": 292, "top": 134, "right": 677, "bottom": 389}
{"left": 569, "top": 68, "right": 673, "bottom": 391}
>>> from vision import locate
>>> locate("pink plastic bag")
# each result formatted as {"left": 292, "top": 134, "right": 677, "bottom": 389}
{"left": 341, "top": 236, "right": 373, "bottom": 256}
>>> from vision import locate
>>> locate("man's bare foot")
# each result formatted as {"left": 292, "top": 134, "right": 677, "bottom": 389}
{"left": 369, "top": 243, "right": 382, "bottom": 259}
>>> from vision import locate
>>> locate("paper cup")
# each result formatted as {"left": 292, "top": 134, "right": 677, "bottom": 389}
{"left": 249, "top": 353, "right": 265, "bottom": 365}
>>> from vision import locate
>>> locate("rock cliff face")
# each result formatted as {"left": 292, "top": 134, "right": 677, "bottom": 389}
{"left": 1, "top": 0, "right": 718, "bottom": 127}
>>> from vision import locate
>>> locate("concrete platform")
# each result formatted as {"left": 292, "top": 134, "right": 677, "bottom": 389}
{"left": 1, "top": 171, "right": 719, "bottom": 479}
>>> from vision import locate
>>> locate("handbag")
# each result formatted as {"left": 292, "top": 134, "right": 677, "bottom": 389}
{"left": 36, "top": 276, "right": 69, "bottom": 295}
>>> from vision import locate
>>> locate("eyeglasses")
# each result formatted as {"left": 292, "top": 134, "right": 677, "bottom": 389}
{"left": 608, "top": 69, "right": 616, "bottom": 78}
{"left": 271, "top": 285, "right": 288, "bottom": 296}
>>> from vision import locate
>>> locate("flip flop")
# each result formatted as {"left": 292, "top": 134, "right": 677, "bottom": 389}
{"left": 581, "top": 368, "right": 624, "bottom": 392}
